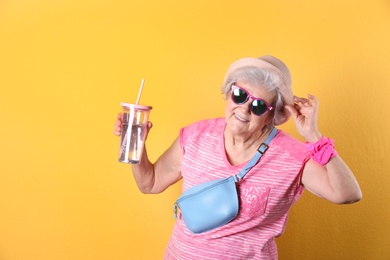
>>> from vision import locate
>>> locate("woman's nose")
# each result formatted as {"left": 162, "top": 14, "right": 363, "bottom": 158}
{"left": 241, "top": 99, "right": 252, "bottom": 114}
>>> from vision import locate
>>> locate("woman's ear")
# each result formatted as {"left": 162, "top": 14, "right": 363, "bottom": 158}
{"left": 262, "top": 114, "right": 275, "bottom": 132}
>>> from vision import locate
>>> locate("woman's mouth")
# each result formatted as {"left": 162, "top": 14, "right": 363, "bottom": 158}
{"left": 234, "top": 113, "right": 249, "bottom": 122}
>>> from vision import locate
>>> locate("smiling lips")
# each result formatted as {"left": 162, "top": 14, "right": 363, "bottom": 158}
{"left": 234, "top": 113, "right": 249, "bottom": 122}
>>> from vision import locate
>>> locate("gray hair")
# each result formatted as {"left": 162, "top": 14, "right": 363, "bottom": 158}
{"left": 221, "top": 66, "right": 289, "bottom": 127}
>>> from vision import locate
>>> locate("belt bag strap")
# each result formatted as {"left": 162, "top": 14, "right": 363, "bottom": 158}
{"left": 234, "top": 127, "right": 278, "bottom": 182}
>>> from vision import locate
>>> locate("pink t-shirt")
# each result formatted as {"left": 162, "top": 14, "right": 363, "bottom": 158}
{"left": 164, "top": 118, "right": 310, "bottom": 260}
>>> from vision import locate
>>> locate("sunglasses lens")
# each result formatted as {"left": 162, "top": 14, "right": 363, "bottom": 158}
{"left": 232, "top": 88, "right": 248, "bottom": 104}
{"left": 251, "top": 99, "right": 268, "bottom": 116}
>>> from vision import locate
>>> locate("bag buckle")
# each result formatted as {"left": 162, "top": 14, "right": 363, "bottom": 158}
{"left": 233, "top": 175, "right": 242, "bottom": 183}
{"left": 173, "top": 203, "right": 178, "bottom": 220}
{"left": 258, "top": 143, "right": 269, "bottom": 154}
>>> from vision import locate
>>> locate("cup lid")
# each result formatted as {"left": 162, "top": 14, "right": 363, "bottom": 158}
{"left": 120, "top": 102, "right": 152, "bottom": 110}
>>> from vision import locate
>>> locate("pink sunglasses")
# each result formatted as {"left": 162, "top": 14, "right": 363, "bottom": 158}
{"left": 230, "top": 84, "right": 273, "bottom": 116}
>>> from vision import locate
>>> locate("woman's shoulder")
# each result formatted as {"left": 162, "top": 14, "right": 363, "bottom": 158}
{"left": 274, "top": 129, "right": 304, "bottom": 146}
{"left": 180, "top": 118, "right": 224, "bottom": 144}
{"left": 182, "top": 117, "right": 225, "bottom": 134}
{"left": 272, "top": 129, "right": 309, "bottom": 160}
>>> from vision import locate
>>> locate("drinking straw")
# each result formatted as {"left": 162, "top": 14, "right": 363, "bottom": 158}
{"left": 121, "top": 78, "right": 145, "bottom": 162}
{"left": 136, "top": 79, "right": 145, "bottom": 105}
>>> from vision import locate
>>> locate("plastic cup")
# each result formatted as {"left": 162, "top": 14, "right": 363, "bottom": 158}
{"left": 118, "top": 103, "right": 152, "bottom": 164}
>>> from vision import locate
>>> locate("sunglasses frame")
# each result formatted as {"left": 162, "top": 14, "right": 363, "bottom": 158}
{"left": 230, "top": 84, "right": 273, "bottom": 116}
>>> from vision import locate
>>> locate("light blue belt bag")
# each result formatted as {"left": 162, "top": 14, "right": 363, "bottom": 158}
{"left": 173, "top": 128, "right": 278, "bottom": 234}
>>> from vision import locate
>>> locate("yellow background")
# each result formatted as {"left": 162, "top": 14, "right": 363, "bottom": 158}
{"left": 1, "top": 0, "right": 389, "bottom": 259}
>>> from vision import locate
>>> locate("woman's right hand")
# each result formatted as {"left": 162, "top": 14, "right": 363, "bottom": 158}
{"left": 113, "top": 113, "right": 122, "bottom": 136}
{"left": 113, "top": 113, "right": 153, "bottom": 138}
{"left": 114, "top": 112, "right": 181, "bottom": 194}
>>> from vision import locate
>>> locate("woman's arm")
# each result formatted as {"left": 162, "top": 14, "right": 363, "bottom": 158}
{"left": 114, "top": 113, "right": 182, "bottom": 194}
{"left": 131, "top": 136, "right": 183, "bottom": 194}
{"left": 302, "top": 155, "right": 362, "bottom": 204}
{"left": 285, "top": 95, "right": 362, "bottom": 204}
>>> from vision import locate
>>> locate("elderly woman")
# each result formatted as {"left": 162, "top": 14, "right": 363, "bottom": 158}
{"left": 113, "top": 55, "right": 362, "bottom": 259}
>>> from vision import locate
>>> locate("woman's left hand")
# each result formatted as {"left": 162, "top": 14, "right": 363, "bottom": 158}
{"left": 285, "top": 94, "right": 322, "bottom": 142}
{"left": 286, "top": 95, "right": 362, "bottom": 204}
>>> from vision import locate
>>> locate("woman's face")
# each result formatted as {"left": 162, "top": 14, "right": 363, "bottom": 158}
{"left": 224, "top": 81, "right": 275, "bottom": 137}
